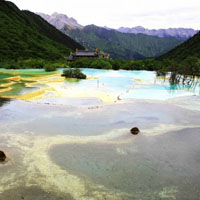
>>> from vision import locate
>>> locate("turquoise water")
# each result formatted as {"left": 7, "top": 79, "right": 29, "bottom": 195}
{"left": 1, "top": 69, "right": 200, "bottom": 199}
{"left": 62, "top": 69, "right": 200, "bottom": 100}
{"left": 1, "top": 68, "right": 199, "bottom": 101}
{"left": 0, "top": 98, "right": 200, "bottom": 199}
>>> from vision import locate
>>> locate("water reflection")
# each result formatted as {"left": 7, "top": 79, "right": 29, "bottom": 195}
{"left": 168, "top": 80, "right": 200, "bottom": 95}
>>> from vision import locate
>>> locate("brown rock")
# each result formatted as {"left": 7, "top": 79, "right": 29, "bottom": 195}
{"left": 0, "top": 150, "right": 6, "bottom": 162}
{"left": 130, "top": 127, "right": 140, "bottom": 135}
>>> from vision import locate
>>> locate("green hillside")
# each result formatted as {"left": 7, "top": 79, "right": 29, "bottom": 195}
{"left": 158, "top": 31, "right": 200, "bottom": 61}
{"left": 0, "top": 0, "right": 84, "bottom": 62}
{"left": 63, "top": 25, "right": 183, "bottom": 59}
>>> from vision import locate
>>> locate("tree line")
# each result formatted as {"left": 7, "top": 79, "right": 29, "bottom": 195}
{"left": 1, "top": 56, "right": 200, "bottom": 86}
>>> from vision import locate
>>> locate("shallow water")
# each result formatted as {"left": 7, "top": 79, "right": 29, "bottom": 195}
{"left": 80, "top": 69, "right": 200, "bottom": 100}
{"left": 50, "top": 128, "right": 200, "bottom": 199}
{"left": 1, "top": 68, "right": 200, "bottom": 102}
{"left": 0, "top": 69, "right": 200, "bottom": 199}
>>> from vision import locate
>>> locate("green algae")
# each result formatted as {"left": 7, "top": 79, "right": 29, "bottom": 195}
{"left": 0, "top": 69, "right": 57, "bottom": 78}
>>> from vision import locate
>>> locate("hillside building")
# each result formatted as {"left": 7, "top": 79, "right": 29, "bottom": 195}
{"left": 66, "top": 49, "right": 110, "bottom": 61}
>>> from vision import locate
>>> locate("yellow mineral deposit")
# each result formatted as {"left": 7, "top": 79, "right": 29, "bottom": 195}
{"left": 86, "top": 76, "right": 99, "bottom": 80}
{"left": 0, "top": 82, "right": 15, "bottom": 88}
{"left": 134, "top": 78, "right": 142, "bottom": 82}
{"left": 43, "top": 77, "right": 118, "bottom": 102}
{"left": 156, "top": 76, "right": 170, "bottom": 80}
{"left": 1, "top": 71, "right": 120, "bottom": 102}
{"left": 0, "top": 72, "right": 63, "bottom": 100}
{"left": 5, "top": 76, "right": 21, "bottom": 82}
{"left": 133, "top": 78, "right": 154, "bottom": 85}
{"left": 3, "top": 87, "right": 60, "bottom": 101}
{"left": 59, "top": 89, "right": 116, "bottom": 102}
{"left": 0, "top": 87, "right": 12, "bottom": 93}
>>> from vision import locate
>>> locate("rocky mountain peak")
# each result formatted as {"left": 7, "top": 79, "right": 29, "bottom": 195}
{"left": 36, "top": 12, "right": 83, "bottom": 30}
{"left": 117, "top": 26, "right": 198, "bottom": 40}
{"left": 37, "top": 12, "right": 198, "bottom": 40}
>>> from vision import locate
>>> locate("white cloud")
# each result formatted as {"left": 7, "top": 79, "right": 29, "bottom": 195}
{"left": 9, "top": 0, "right": 200, "bottom": 29}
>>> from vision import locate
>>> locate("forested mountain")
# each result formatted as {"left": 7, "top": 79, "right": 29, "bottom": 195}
{"left": 0, "top": 0, "right": 84, "bottom": 62}
{"left": 158, "top": 31, "right": 200, "bottom": 61}
{"left": 37, "top": 12, "right": 187, "bottom": 60}
{"left": 38, "top": 12, "right": 197, "bottom": 40}
{"left": 63, "top": 25, "right": 183, "bottom": 59}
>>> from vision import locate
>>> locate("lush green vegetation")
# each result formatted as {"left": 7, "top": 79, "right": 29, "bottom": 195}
{"left": 24, "top": 11, "right": 84, "bottom": 51}
{"left": 0, "top": 59, "right": 69, "bottom": 70}
{"left": 0, "top": 69, "right": 57, "bottom": 77}
{"left": 157, "top": 31, "right": 200, "bottom": 84}
{"left": 158, "top": 31, "right": 200, "bottom": 61}
{"left": 90, "top": 59, "right": 112, "bottom": 69}
{"left": 44, "top": 64, "right": 59, "bottom": 72}
{"left": 156, "top": 56, "right": 200, "bottom": 84}
{"left": 62, "top": 68, "right": 87, "bottom": 79}
{"left": 0, "top": 57, "right": 157, "bottom": 72}
{"left": 69, "top": 56, "right": 200, "bottom": 85}
{"left": 0, "top": 0, "right": 84, "bottom": 63}
{"left": 64, "top": 25, "right": 183, "bottom": 60}
{"left": 69, "top": 58, "right": 157, "bottom": 71}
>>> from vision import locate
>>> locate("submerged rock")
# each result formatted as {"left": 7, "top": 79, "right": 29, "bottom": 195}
{"left": 130, "top": 127, "right": 140, "bottom": 135}
{"left": 0, "top": 150, "right": 6, "bottom": 162}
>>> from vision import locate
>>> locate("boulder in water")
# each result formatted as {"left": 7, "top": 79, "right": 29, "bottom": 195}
{"left": 0, "top": 151, "right": 6, "bottom": 162}
{"left": 130, "top": 127, "right": 140, "bottom": 135}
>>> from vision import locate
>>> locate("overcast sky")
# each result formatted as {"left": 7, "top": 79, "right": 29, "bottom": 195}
{"left": 9, "top": 0, "right": 200, "bottom": 29}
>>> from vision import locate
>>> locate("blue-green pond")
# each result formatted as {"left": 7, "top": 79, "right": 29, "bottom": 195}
{"left": 0, "top": 69, "right": 200, "bottom": 200}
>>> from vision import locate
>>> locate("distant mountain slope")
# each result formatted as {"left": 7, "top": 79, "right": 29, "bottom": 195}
{"left": 0, "top": 0, "right": 84, "bottom": 62}
{"left": 38, "top": 12, "right": 197, "bottom": 41}
{"left": 63, "top": 25, "right": 183, "bottom": 59}
{"left": 37, "top": 12, "right": 187, "bottom": 60}
{"left": 37, "top": 12, "right": 83, "bottom": 29}
{"left": 117, "top": 26, "right": 198, "bottom": 40}
{"left": 24, "top": 11, "right": 84, "bottom": 51}
{"left": 158, "top": 31, "right": 200, "bottom": 61}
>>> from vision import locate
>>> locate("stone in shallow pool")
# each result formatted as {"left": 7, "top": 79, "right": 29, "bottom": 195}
{"left": 0, "top": 150, "right": 6, "bottom": 162}
{"left": 130, "top": 127, "right": 140, "bottom": 135}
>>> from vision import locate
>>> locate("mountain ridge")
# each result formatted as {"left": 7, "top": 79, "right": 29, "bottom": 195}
{"left": 158, "top": 31, "right": 200, "bottom": 61}
{"left": 37, "top": 12, "right": 83, "bottom": 30}
{"left": 37, "top": 12, "right": 198, "bottom": 40}
{"left": 0, "top": 0, "right": 84, "bottom": 61}
{"left": 117, "top": 26, "right": 198, "bottom": 40}
{"left": 63, "top": 24, "right": 183, "bottom": 59}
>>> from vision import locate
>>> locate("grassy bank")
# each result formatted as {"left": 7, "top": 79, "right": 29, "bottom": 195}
{"left": 0, "top": 59, "right": 69, "bottom": 72}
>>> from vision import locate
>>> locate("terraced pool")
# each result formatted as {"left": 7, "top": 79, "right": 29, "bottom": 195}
{"left": 0, "top": 68, "right": 200, "bottom": 200}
